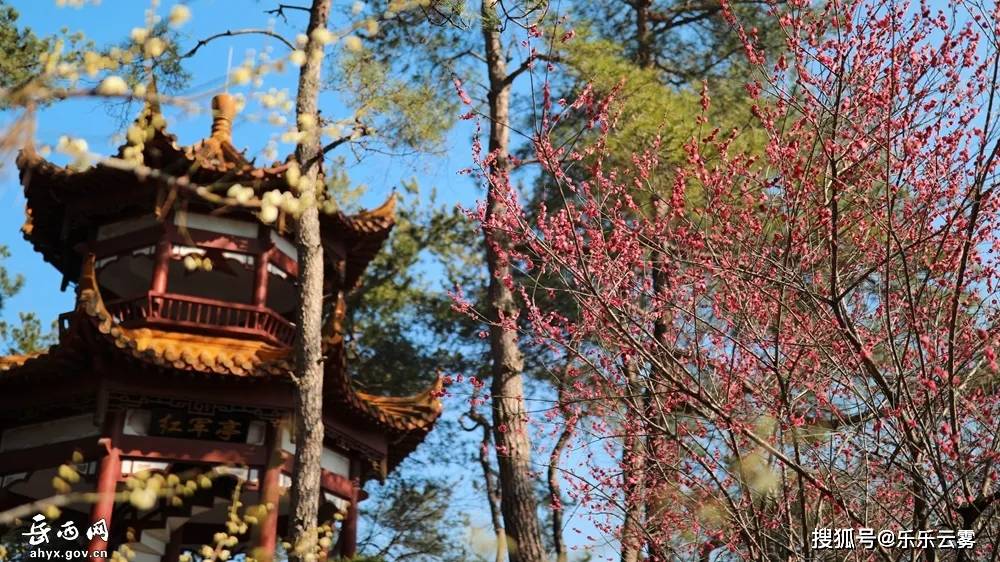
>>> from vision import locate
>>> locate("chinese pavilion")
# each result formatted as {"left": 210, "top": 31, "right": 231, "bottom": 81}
{"left": 0, "top": 92, "right": 443, "bottom": 561}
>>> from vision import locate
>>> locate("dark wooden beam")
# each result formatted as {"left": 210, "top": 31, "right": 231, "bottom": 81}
{"left": 0, "top": 383, "right": 98, "bottom": 416}
{"left": 87, "top": 226, "right": 165, "bottom": 258}
{"left": 0, "top": 437, "right": 105, "bottom": 475}
{"left": 116, "top": 435, "right": 266, "bottom": 465}
{"left": 103, "top": 378, "right": 295, "bottom": 411}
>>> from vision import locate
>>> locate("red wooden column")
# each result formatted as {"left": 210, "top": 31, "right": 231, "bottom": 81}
{"left": 252, "top": 248, "right": 273, "bottom": 307}
{"left": 338, "top": 459, "right": 361, "bottom": 559}
{"left": 151, "top": 235, "right": 172, "bottom": 295}
{"left": 89, "top": 411, "right": 124, "bottom": 562}
{"left": 254, "top": 423, "right": 282, "bottom": 562}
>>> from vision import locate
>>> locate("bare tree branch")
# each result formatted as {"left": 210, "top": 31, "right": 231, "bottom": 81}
{"left": 265, "top": 3, "right": 312, "bottom": 23}
{"left": 181, "top": 29, "right": 294, "bottom": 59}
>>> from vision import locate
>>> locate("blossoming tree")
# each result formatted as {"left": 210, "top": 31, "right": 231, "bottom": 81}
{"left": 463, "top": 0, "right": 1000, "bottom": 558}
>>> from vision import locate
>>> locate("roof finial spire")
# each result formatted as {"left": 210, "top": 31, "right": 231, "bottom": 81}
{"left": 211, "top": 48, "right": 237, "bottom": 143}
{"left": 211, "top": 93, "right": 237, "bottom": 142}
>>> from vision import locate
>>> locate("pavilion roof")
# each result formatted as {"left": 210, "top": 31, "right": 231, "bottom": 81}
{"left": 0, "top": 255, "right": 443, "bottom": 473}
{"left": 15, "top": 93, "right": 395, "bottom": 290}
{"left": 0, "top": 354, "right": 39, "bottom": 371}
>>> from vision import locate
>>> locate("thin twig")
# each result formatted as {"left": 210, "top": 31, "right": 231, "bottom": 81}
{"left": 182, "top": 29, "right": 295, "bottom": 59}
{"left": 265, "top": 3, "right": 311, "bottom": 23}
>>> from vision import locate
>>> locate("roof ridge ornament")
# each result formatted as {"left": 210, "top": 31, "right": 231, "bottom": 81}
{"left": 211, "top": 93, "right": 237, "bottom": 143}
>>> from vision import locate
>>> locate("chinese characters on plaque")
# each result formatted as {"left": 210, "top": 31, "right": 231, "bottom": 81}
{"left": 148, "top": 409, "right": 250, "bottom": 442}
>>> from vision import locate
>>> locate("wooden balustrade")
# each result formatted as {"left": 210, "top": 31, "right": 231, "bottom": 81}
{"left": 105, "top": 292, "right": 295, "bottom": 346}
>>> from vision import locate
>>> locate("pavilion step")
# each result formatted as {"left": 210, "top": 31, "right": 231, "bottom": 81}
{"left": 131, "top": 539, "right": 164, "bottom": 556}
{"left": 141, "top": 528, "right": 169, "bottom": 553}
{"left": 130, "top": 551, "right": 162, "bottom": 562}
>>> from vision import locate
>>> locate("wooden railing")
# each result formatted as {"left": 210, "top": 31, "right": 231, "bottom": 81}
{"left": 105, "top": 292, "right": 295, "bottom": 347}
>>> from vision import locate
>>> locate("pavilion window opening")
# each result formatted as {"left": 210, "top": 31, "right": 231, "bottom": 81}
{"left": 90, "top": 208, "right": 302, "bottom": 345}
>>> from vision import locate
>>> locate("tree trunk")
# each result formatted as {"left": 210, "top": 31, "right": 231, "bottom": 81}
{"left": 620, "top": 15, "right": 661, "bottom": 558}
{"left": 634, "top": 0, "right": 654, "bottom": 69}
{"left": 620, "top": 362, "right": 646, "bottom": 562}
{"left": 288, "top": 1, "right": 331, "bottom": 561}
{"left": 468, "top": 405, "right": 508, "bottom": 562}
{"left": 480, "top": 3, "right": 547, "bottom": 562}
{"left": 549, "top": 376, "right": 574, "bottom": 562}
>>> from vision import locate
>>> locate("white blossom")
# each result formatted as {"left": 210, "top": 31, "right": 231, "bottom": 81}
{"left": 168, "top": 4, "right": 191, "bottom": 27}
{"left": 97, "top": 75, "right": 129, "bottom": 95}
{"left": 343, "top": 35, "right": 363, "bottom": 52}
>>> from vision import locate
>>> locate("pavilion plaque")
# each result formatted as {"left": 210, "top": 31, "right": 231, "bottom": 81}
{"left": 148, "top": 408, "right": 251, "bottom": 443}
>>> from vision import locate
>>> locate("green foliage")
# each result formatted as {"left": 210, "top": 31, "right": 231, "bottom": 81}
{"left": 0, "top": 312, "right": 56, "bottom": 355}
{"left": 579, "top": 0, "right": 782, "bottom": 84}
{"left": 342, "top": 184, "right": 488, "bottom": 562}
{"left": 0, "top": 246, "right": 55, "bottom": 355}
{"left": 358, "top": 474, "right": 474, "bottom": 562}
{"left": 0, "top": 246, "right": 24, "bottom": 307}
{"left": 539, "top": 27, "right": 765, "bottom": 204}
{"left": 0, "top": 1, "right": 48, "bottom": 90}
{"left": 332, "top": 48, "right": 458, "bottom": 151}
{"left": 353, "top": 0, "right": 473, "bottom": 82}
{"left": 116, "top": 21, "right": 191, "bottom": 93}
{"left": 0, "top": 246, "right": 54, "bottom": 355}
{"left": 0, "top": 1, "right": 98, "bottom": 109}
{"left": 556, "top": 32, "right": 703, "bottom": 184}
{"left": 305, "top": 6, "right": 483, "bottom": 396}
{"left": 346, "top": 183, "right": 485, "bottom": 396}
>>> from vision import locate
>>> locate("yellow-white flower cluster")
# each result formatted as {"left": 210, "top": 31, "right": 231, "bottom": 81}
{"left": 311, "top": 27, "right": 336, "bottom": 46}
{"left": 259, "top": 189, "right": 307, "bottom": 223}
{"left": 183, "top": 254, "right": 213, "bottom": 272}
{"left": 289, "top": 50, "right": 307, "bottom": 67}
{"left": 227, "top": 183, "right": 256, "bottom": 205}
{"left": 258, "top": 88, "right": 294, "bottom": 127}
{"left": 50, "top": 457, "right": 83, "bottom": 494}
{"left": 56, "top": 135, "right": 91, "bottom": 171}
{"left": 262, "top": 141, "right": 279, "bottom": 162}
{"left": 168, "top": 4, "right": 191, "bottom": 27}
{"left": 230, "top": 53, "right": 285, "bottom": 89}
{"left": 83, "top": 51, "right": 122, "bottom": 77}
{"left": 96, "top": 75, "right": 128, "bottom": 96}
{"left": 343, "top": 35, "right": 363, "bottom": 52}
